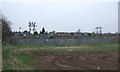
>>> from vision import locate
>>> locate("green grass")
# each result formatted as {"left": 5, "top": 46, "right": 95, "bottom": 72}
{"left": 8, "top": 41, "right": 117, "bottom": 47}
{"left": 2, "top": 43, "right": 36, "bottom": 70}
{"left": 3, "top": 42, "right": 118, "bottom": 52}
{"left": 43, "top": 47, "right": 118, "bottom": 53}
{"left": 41, "top": 43, "right": 118, "bottom": 53}
{"left": 12, "top": 42, "right": 118, "bottom": 53}
{"left": 2, "top": 42, "right": 118, "bottom": 70}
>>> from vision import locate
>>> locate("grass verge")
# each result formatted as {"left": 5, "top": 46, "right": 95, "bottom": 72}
{"left": 2, "top": 43, "right": 36, "bottom": 70}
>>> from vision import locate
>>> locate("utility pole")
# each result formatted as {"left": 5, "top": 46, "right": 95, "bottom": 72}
{"left": 99, "top": 26, "right": 103, "bottom": 44}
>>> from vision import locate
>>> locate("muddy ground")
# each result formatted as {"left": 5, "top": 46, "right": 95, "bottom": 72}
{"left": 30, "top": 51, "right": 118, "bottom": 70}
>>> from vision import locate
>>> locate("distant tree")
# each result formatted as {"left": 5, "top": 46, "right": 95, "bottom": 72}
{"left": 92, "top": 32, "right": 95, "bottom": 34}
{"left": 39, "top": 31, "right": 42, "bottom": 34}
{"left": 0, "top": 20, "right": 2, "bottom": 40}
{"left": 1, "top": 16, "right": 12, "bottom": 41}
{"left": 70, "top": 33, "right": 74, "bottom": 35}
{"left": 88, "top": 33, "right": 92, "bottom": 36}
{"left": 52, "top": 30, "right": 55, "bottom": 33}
{"left": 40, "top": 27, "right": 45, "bottom": 34}
{"left": 91, "top": 32, "right": 96, "bottom": 36}
{"left": 42, "top": 27, "right": 45, "bottom": 33}
{"left": 107, "top": 32, "right": 111, "bottom": 35}
{"left": 34, "top": 31, "right": 38, "bottom": 36}
{"left": 23, "top": 30, "right": 28, "bottom": 33}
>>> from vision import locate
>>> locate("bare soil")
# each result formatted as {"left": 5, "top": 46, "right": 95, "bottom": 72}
{"left": 30, "top": 51, "right": 118, "bottom": 70}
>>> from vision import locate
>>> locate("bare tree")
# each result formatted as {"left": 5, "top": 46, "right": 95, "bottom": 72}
{"left": 1, "top": 16, "right": 12, "bottom": 41}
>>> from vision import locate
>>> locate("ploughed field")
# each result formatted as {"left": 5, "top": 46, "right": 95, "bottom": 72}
{"left": 30, "top": 50, "right": 118, "bottom": 70}
{"left": 2, "top": 42, "right": 119, "bottom": 70}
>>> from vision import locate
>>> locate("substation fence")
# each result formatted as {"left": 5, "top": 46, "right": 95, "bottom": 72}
{"left": 10, "top": 37, "right": 112, "bottom": 45}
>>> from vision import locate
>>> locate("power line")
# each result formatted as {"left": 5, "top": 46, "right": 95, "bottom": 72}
{"left": 43, "top": 6, "right": 117, "bottom": 32}
{"left": 39, "top": 3, "right": 116, "bottom": 23}
{"left": 36, "top": 3, "right": 117, "bottom": 32}
{"left": 44, "top": 6, "right": 117, "bottom": 24}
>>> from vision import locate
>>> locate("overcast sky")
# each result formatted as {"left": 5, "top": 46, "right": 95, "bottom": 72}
{"left": 1, "top": 0, "right": 119, "bottom": 33}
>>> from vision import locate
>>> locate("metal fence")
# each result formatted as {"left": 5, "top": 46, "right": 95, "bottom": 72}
{"left": 10, "top": 37, "right": 112, "bottom": 45}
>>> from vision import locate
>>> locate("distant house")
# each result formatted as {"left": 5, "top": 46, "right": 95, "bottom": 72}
{"left": 56, "top": 32, "right": 70, "bottom": 35}
{"left": 49, "top": 31, "right": 55, "bottom": 35}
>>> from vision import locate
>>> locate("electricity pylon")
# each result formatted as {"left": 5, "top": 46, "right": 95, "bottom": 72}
{"left": 99, "top": 27, "right": 102, "bottom": 35}
{"left": 28, "top": 22, "right": 32, "bottom": 33}
{"left": 95, "top": 27, "right": 99, "bottom": 34}
{"left": 32, "top": 22, "right": 37, "bottom": 33}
